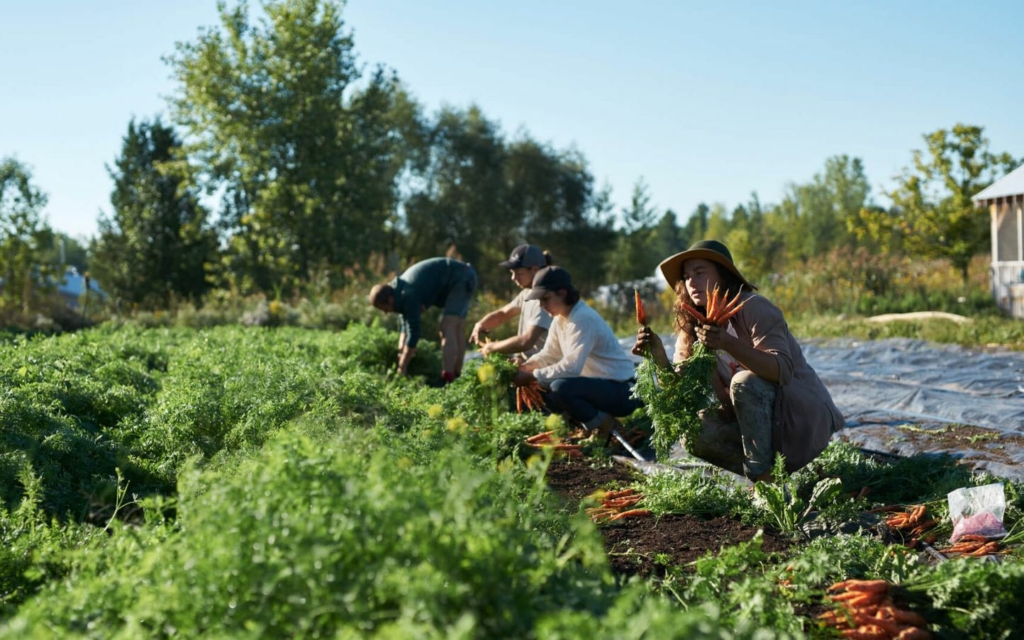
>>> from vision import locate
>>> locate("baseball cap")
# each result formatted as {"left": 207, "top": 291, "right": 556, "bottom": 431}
{"left": 524, "top": 266, "right": 573, "bottom": 300}
{"left": 498, "top": 244, "right": 546, "bottom": 269}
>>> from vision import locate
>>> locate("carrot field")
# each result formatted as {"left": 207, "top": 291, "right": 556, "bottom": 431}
{"left": 1, "top": 323, "right": 1023, "bottom": 638}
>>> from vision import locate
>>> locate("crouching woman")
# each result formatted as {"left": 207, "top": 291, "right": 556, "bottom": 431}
{"left": 633, "top": 240, "right": 844, "bottom": 480}
{"left": 513, "top": 266, "right": 641, "bottom": 440}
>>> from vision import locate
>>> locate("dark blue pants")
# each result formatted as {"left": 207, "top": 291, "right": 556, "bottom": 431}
{"left": 542, "top": 377, "right": 641, "bottom": 429}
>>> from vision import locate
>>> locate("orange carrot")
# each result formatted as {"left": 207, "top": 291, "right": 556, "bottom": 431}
{"left": 602, "top": 489, "right": 634, "bottom": 499}
{"left": 608, "top": 508, "right": 652, "bottom": 520}
{"left": 895, "top": 628, "right": 933, "bottom": 640}
{"left": 880, "top": 607, "right": 927, "bottom": 627}
{"left": 679, "top": 301, "right": 710, "bottom": 325}
{"left": 841, "top": 626, "right": 891, "bottom": 639}
{"left": 957, "top": 534, "right": 991, "bottom": 543}
{"left": 634, "top": 289, "right": 647, "bottom": 326}
{"left": 841, "top": 580, "right": 890, "bottom": 594}
{"left": 525, "top": 430, "right": 556, "bottom": 443}
{"left": 714, "top": 299, "right": 749, "bottom": 325}
{"left": 852, "top": 613, "right": 905, "bottom": 637}
{"left": 516, "top": 388, "right": 523, "bottom": 413}
{"left": 603, "top": 497, "right": 644, "bottom": 509}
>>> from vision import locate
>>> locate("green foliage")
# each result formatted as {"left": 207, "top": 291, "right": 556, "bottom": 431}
{"left": 0, "top": 158, "right": 56, "bottom": 314}
{"left": 92, "top": 118, "right": 217, "bottom": 309}
{"left": 167, "top": 0, "right": 402, "bottom": 291}
{"left": 633, "top": 343, "right": 717, "bottom": 460}
{"left": 638, "top": 468, "right": 749, "bottom": 517}
{"left": 672, "top": 536, "right": 803, "bottom": 634}
{"left": 866, "top": 124, "right": 1019, "bottom": 283}
{"left": 752, "top": 456, "right": 843, "bottom": 533}
{"left": 900, "top": 559, "right": 1024, "bottom": 639}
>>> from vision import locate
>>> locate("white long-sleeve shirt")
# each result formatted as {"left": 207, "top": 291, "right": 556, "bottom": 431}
{"left": 526, "top": 300, "right": 636, "bottom": 385}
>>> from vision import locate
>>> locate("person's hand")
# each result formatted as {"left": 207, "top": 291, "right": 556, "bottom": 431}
{"left": 695, "top": 323, "right": 733, "bottom": 351}
{"left": 631, "top": 326, "right": 663, "bottom": 356}
{"left": 469, "top": 323, "right": 489, "bottom": 346}
{"left": 512, "top": 370, "right": 535, "bottom": 387}
{"left": 479, "top": 341, "right": 494, "bottom": 357}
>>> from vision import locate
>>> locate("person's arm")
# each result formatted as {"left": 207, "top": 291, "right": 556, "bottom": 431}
{"left": 632, "top": 326, "right": 671, "bottom": 368}
{"left": 481, "top": 325, "right": 547, "bottom": 357}
{"left": 398, "top": 345, "right": 417, "bottom": 375}
{"left": 470, "top": 302, "right": 520, "bottom": 345}
{"left": 695, "top": 297, "right": 788, "bottom": 383}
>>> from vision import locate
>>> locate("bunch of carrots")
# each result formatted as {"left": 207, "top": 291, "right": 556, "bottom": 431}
{"left": 818, "top": 579, "right": 932, "bottom": 639}
{"left": 935, "top": 534, "right": 1003, "bottom": 557}
{"left": 585, "top": 488, "right": 652, "bottom": 523}
{"left": 516, "top": 382, "right": 546, "bottom": 413}
{"left": 877, "top": 505, "right": 938, "bottom": 549}
{"left": 522, "top": 430, "right": 582, "bottom": 458}
{"left": 680, "top": 283, "right": 748, "bottom": 327}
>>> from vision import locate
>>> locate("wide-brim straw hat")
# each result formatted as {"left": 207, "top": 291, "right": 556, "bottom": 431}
{"left": 658, "top": 239, "right": 757, "bottom": 292}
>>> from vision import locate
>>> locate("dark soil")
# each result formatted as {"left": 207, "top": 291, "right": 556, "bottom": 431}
{"left": 546, "top": 457, "right": 793, "bottom": 579}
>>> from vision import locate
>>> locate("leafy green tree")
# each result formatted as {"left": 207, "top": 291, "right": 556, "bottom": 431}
{"left": 726, "top": 193, "right": 782, "bottom": 283}
{"left": 868, "top": 124, "right": 1017, "bottom": 283}
{"left": 607, "top": 179, "right": 659, "bottom": 282}
{"left": 0, "top": 158, "right": 56, "bottom": 313}
{"left": 402, "top": 105, "right": 507, "bottom": 270}
{"left": 167, "top": 0, "right": 401, "bottom": 292}
{"left": 503, "top": 136, "right": 613, "bottom": 293}
{"left": 91, "top": 119, "right": 218, "bottom": 308}
{"left": 776, "top": 155, "right": 870, "bottom": 262}
{"left": 679, "top": 202, "right": 709, "bottom": 248}
{"left": 651, "top": 209, "right": 684, "bottom": 262}
{"left": 401, "top": 109, "right": 614, "bottom": 294}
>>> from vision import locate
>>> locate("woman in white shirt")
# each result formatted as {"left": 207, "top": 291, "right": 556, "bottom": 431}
{"left": 469, "top": 244, "right": 553, "bottom": 359}
{"left": 513, "top": 266, "right": 641, "bottom": 439}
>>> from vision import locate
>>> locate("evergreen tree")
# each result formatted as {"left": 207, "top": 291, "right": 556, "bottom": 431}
{"left": 91, "top": 119, "right": 218, "bottom": 308}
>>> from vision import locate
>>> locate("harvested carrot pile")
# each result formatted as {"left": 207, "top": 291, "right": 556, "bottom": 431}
{"left": 585, "top": 488, "right": 652, "bottom": 523}
{"left": 523, "top": 430, "right": 582, "bottom": 458}
{"left": 880, "top": 504, "right": 938, "bottom": 549}
{"left": 516, "top": 382, "right": 546, "bottom": 413}
{"left": 935, "top": 534, "right": 1003, "bottom": 558}
{"left": 818, "top": 579, "right": 932, "bottom": 639}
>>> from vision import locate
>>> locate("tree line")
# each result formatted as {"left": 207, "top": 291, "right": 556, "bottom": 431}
{"left": 1, "top": 0, "right": 1019, "bottom": 314}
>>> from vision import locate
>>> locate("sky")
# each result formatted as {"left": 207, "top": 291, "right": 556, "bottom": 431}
{"left": 2, "top": 0, "right": 1023, "bottom": 241}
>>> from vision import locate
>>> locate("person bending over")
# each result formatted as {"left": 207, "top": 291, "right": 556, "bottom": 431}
{"left": 369, "top": 257, "right": 477, "bottom": 385}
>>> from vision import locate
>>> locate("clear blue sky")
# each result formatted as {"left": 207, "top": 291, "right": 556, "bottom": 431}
{"left": 3, "top": 0, "right": 1023, "bottom": 240}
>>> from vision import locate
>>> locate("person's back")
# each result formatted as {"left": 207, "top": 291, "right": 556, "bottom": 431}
{"left": 370, "top": 257, "right": 477, "bottom": 385}
{"left": 396, "top": 257, "right": 471, "bottom": 310}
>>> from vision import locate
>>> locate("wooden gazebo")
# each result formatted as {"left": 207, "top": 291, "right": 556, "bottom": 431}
{"left": 974, "top": 164, "right": 1024, "bottom": 319}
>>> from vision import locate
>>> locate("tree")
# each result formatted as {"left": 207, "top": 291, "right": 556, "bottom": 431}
{"left": 91, "top": 119, "right": 218, "bottom": 308}
{"left": 679, "top": 202, "right": 709, "bottom": 248}
{"left": 651, "top": 209, "right": 683, "bottom": 263}
{"left": 874, "top": 124, "right": 1017, "bottom": 283}
{"left": 776, "top": 155, "right": 870, "bottom": 262}
{"left": 607, "top": 179, "right": 659, "bottom": 283}
{"left": 402, "top": 105, "right": 507, "bottom": 271}
{"left": 167, "top": 0, "right": 400, "bottom": 292}
{"left": 401, "top": 108, "right": 615, "bottom": 294}
{"left": 0, "top": 158, "right": 55, "bottom": 313}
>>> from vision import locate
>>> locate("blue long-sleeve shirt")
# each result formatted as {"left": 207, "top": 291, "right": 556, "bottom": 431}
{"left": 392, "top": 258, "right": 471, "bottom": 348}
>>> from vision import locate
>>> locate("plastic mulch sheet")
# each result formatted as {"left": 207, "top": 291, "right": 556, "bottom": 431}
{"left": 621, "top": 336, "right": 1024, "bottom": 481}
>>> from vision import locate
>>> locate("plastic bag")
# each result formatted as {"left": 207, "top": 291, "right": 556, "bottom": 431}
{"left": 947, "top": 482, "right": 1008, "bottom": 543}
